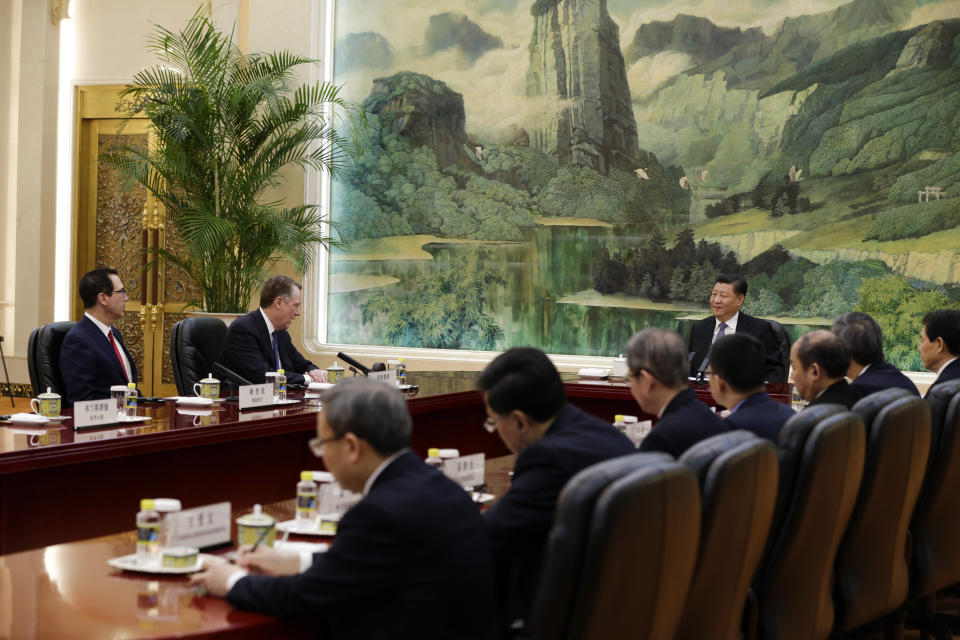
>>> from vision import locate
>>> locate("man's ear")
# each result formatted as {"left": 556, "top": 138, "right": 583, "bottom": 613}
{"left": 343, "top": 432, "right": 362, "bottom": 462}
{"left": 809, "top": 363, "right": 821, "bottom": 381}
{"left": 510, "top": 410, "right": 533, "bottom": 432}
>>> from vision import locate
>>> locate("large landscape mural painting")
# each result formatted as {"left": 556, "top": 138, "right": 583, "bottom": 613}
{"left": 326, "top": 0, "right": 960, "bottom": 370}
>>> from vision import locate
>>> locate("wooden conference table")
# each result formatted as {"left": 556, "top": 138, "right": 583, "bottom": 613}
{"left": 0, "top": 373, "right": 788, "bottom": 637}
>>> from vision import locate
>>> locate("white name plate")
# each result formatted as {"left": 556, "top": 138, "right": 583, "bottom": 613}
{"left": 368, "top": 370, "right": 396, "bottom": 387}
{"left": 317, "top": 483, "right": 362, "bottom": 517}
{"left": 239, "top": 383, "right": 272, "bottom": 410}
{"left": 167, "top": 501, "right": 231, "bottom": 549}
{"left": 73, "top": 399, "right": 119, "bottom": 429}
{"left": 626, "top": 420, "right": 653, "bottom": 448}
{"left": 442, "top": 453, "right": 486, "bottom": 488}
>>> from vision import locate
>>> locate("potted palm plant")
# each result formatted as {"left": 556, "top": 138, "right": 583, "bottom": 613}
{"left": 103, "top": 9, "right": 363, "bottom": 313}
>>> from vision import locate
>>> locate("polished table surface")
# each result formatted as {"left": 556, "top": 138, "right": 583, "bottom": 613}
{"left": 0, "top": 456, "right": 516, "bottom": 639}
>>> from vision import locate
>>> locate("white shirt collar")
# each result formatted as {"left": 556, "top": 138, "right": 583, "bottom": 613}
{"left": 259, "top": 308, "right": 277, "bottom": 336}
{"left": 84, "top": 312, "right": 112, "bottom": 338}
{"left": 938, "top": 357, "right": 958, "bottom": 377}
{"left": 715, "top": 311, "right": 739, "bottom": 336}
{"left": 362, "top": 449, "right": 407, "bottom": 496}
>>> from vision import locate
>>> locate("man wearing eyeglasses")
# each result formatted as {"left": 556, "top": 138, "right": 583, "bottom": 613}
{"left": 688, "top": 273, "right": 785, "bottom": 382}
{"left": 59, "top": 267, "right": 138, "bottom": 405}
{"left": 477, "top": 347, "right": 634, "bottom": 637}
{"left": 190, "top": 377, "right": 497, "bottom": 639}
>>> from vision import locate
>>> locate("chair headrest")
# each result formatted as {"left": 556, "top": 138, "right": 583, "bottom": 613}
{"left": 852, "top": 387, "right": 913, "bottom": 426}
{"left": 680, "top": 430, "right": 759, "bottom": 484}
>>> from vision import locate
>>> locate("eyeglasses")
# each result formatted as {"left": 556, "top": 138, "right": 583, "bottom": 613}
{"left": 483, "top": 416, "right": 497, "bottom": 433}
{"left": 308, "top": 433, "right": 342, "bottom": 457}
{"left": 111, "top": 289, "right": 127, "bottom": 296}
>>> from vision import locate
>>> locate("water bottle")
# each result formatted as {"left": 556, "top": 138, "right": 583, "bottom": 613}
{"left": 425, "top": 448, "right": 443, "bottom": 470}
{"left": 124, "top": 382, "right": 138, "bottom": 418}
{"left": 274, "top": 368, "right": 287, "bottom": 402}
{"left": 296, "top": 471, "right": 318, "bottom": 524}
{"left": 136, "top": 499, "right": 161, "bottom": 563}
{"left": 397, "top": 358, "right": 407, "bottom": 385}
{"left": 612, "top": 414, "right": 626, "bottom": 434}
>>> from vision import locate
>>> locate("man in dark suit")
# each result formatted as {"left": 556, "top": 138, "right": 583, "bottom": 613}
{"left": 708, "top": 333, "right": 795, "bottom": 441}
{"left": 688, "top": 274, "right": 786, "bottom": 382}
{"left": 627, "top": 328, "right": 726, "bottom": 456}
{"left": 59, "top": 268, "right": 138, "bottom": 405}
{"left": 476, "top": 347, "right": 634, "bottom": 636}
{"left": 217, "top": 275, "right": 325, "bottom": 386}
{"left": 191, "top": 377, "right": 496, "bottom": 640}
{"left": 919, "top": 309, "right": 960, "bottom": 395}
{"left": 832, "top": 312, "right": 919, "bottom": 397}
{"left": 790, "top": 330, "right": 859, "bottom": 409}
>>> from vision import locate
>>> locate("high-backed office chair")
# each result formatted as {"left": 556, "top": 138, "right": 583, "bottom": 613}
{"left": 676, "top": 431, "right": 778, "bottom": 640}
{"left": 27, "top": 321, "right": 77, "bottom": 396}
{"left": 909, "top": 380, "right": 960, "bottom": 637}
{"left": 754, "top": 408, "right": 865, "bottom": 640}
{"left": 832, "top": 390, "right": 930, "bottom": 635}
{"left": 768, "top": 319, "right": 791, "bottom": 383}
{"left": 529, "top": 453, "right": 700, "bottom": 640}
{"left": 170, "top": 316, "right": 228, "bottom": 395}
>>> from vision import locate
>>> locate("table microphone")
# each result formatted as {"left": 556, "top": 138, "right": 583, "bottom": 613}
{"left": 336, "top": 352, "right": 371, "bottom": 376}
{"left": 213, "top": 362, "right": 254, "bottom": 387}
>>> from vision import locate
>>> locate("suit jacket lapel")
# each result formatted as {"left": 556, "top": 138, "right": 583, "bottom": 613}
{"left": 250, "top": 311, "right": 276, "bottom": 368}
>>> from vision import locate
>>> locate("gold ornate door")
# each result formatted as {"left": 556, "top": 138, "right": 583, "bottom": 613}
{"left": 74, "top": 86, "right": 200, "bottom": 397}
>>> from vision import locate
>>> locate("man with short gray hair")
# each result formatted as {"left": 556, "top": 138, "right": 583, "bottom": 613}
{"left": 191, "top": 377, "right": 496, "bottom": 639}
{"left": 217, "top": 274, "right": 326, "bottom": 385}
{"left": 626, "top": 328, "right": 726, "bottom": 457}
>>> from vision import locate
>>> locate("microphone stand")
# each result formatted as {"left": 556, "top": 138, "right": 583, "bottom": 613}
{"left": 0, "top": 336, "right": 13, "bottom": 407}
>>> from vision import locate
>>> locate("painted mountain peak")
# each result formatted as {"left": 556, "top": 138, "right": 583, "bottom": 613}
{"left": 425, "top": 12, "right": 503, "bottom": 63}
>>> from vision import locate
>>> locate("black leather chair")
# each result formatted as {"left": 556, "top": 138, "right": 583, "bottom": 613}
{"left": 909, "top": 379, "right": 960, "bottom": 637}
{"left": 169, "top": 316, "right": 228, "bottom": 395}
{"left": 27, "top": 321, "right": 77, "bottom": 396}
{"left": 832, "top": 389, "right": 930, "bottom": 635}
{"left": 676, "top": 431, "right": 779, "bottom": 640}
{"left": 529, "top": 453, "right": 700, "bottom": 640}
{"left": 768, "top": 319, "right": 791, "bottom": 383}
{"left": 754, "top": 406, "right": 866, "bottom": 640}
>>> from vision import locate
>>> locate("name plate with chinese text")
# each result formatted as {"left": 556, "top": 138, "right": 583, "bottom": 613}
{"left": 239, "top": 383, "right": 272, "bottom": 410}
{"left": 369, "top": 370, "right": 396, "bottom": 387}
{"left": 442, "top": 453, "right": 486, "bottom": 488}
{"left": 73, "top": 399, "right": 119, "bottom": 429}
{"left": 167, "top": 501, "right": 231, "bottom": 549}
{"left": 317, "top": 483, "right": 362, "bottom": 516}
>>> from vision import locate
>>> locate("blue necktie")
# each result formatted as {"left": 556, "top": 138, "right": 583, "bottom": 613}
{"left": 714, "top": 322, "right": 728, "bottom": 342}
{"left": 271, "top": 332, "right": 280, "bottom": 369}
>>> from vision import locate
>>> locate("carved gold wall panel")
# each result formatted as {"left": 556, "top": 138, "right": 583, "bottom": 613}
{"left": 162, "top": 223, "right": 202, "bottom": 304}
{"left": 95, "top": 133, "right": 147, "bottom": 300}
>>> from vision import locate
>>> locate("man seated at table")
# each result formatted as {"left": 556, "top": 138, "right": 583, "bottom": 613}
{"left": 59, "top": 267, "right": 137, "bottom": 405}
{"left": 688, "top": 273, "right": 786, "bottom": 382}
{"left": 919, "top": 309, "right": 960, "bottom": 395}
{"left": 708, "top": 333, "right": 794, "bottom": 441}
{"left": 627, "top": 328, "right": 726, "bottom": 456}
{"left": 476, "top": 347, "right": 634, "bottom": 637}
{"left": 832, "top": 311, "right": 919, "bottom": 397}
{"left": 216, "top": 275, "right": 326, "bottom": 386}
{"left": 191, "top": 377, "right": 496, "bottom": 639}
{"left": 791, "top": 330, "right": 859, "bottom": 409}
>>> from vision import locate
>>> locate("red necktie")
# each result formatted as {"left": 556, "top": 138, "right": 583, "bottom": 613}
{"left": 108, "top": 331, "right": 130, "bottom": 382}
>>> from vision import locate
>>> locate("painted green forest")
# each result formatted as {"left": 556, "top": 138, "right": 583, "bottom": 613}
{"left": 327, "top": 0, "right": 960, "bottom": 369}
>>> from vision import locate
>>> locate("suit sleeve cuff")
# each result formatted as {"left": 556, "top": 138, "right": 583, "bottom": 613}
{"left": 225, "top": 569, "right": 249, "bottom": 593}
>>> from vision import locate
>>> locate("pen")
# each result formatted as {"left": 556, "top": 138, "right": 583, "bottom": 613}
{"left": 250, "top": 524, "right": 274, "bottom": 552}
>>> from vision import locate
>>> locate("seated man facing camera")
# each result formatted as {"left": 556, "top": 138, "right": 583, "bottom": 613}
{"left": 476, "top": 347, "right": 634, "bottom": 636}
{"left": 790, "top": 330, "right": 859, "bottom": 409}
{"left": 709, "top": 333, "right": 795, "bottom": 441}
{"left": 627, "top": 328, "right": 726, "bottom": 456}
{"left": 191, "top": 377, "right": 496, "bottom": 640}
{"left": 832, "top": 311, "right": 919, "bottom": 398}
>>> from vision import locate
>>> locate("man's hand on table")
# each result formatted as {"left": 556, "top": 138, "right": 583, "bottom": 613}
{"left": 237, "top": 545, "right": 301, "bottom": 576}
{"left": 189, "top": 556, "right": 237, "bottom": 597}
{"left": 307, "top": 369, "right": 328, "bottom": 383}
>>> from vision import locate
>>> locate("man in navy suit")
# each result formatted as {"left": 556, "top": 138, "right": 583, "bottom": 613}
{"left": 688, "top": 274, "right": 786, "bottom": 382}
{"left": 191, "top": 377, "right": 496, "bottom": 640}
{"left": 59, "top": 268, "right": 138, "bottom": 405}
{"left": 709, "top": 333, "right": 795, "bottom": 441}
{"left": 217, "top": 275, "right": 325, "bottom": 386}
{"left": 476, "top": 347, "right": 634, "bottom": 636}
{"left": 790, "top": 330, "right": 859, "bottom": 409}
{"left": 919, "top": 309, "right": 960, "bottom": 396}
{"left": 628, "top": 328, "right": 727, "bottom": 456}
{"left": 832, "top": 312, "right": 919, "bottom": 397}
